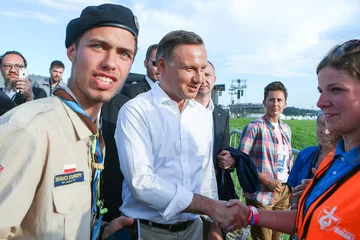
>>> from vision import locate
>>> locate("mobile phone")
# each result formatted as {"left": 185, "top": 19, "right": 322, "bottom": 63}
{"left": 105, "top": 219, "right": 141, "bottom": 240}
{"left": 18, "top": 68, "right": 28, "bottom": 80}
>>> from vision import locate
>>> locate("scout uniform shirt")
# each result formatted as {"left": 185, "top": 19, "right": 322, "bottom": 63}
{"left": 0, "top": 95, "right": 95, "bottom": 239}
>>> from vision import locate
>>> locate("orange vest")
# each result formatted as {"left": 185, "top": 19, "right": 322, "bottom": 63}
{"left": 295, "top": 155, "right": 360, "bottom": 240}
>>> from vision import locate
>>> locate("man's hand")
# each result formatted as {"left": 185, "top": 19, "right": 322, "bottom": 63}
{"left": 208, "top": 201, "right": 243, "bottom": 232}
{"left": 102, "top": 216, "right": 134, "bottom": 240}
{"left": 16, "top": 77, "right": 34, "bottom": 101}
{"left": 264, "top": 178, "right": 282, "bottom": 193}
{"left": 217, "top": 150, "right": 235, "bottom": 169}
{"left": 219, "top": 200, "right": 249, "bottom": 232}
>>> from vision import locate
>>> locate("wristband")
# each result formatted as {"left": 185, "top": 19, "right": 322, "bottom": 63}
{"left": 248, "top": 206, "right": 259, "bottom": 226}
{"left": 247, "top": 206, "right": 253, "bottom": 225}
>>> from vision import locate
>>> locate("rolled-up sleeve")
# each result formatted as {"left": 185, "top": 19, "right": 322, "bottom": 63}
{"left": 115, "top": 104, "right": 194, "bottom": 220}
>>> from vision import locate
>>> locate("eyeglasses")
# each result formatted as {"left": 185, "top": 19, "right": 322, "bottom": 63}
{"left": 1, "top": 63, "right": 25, "bottom": 70}
{"left": 332, "top": 39, "right": 360, "bottom": 57}
{"left": 151, "top": 61, "right": 157, "bottom": 67}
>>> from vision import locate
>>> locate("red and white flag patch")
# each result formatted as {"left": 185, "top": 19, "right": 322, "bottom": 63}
{"left": 64, "top": 164, "right": 76, "bottom": 174}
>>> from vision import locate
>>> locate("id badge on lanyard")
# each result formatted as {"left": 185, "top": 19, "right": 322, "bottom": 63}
{"left": 277, "top": 145, "right": 287, "bottom": 174}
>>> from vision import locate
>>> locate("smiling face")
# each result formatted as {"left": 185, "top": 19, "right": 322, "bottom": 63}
{"left": 316, "top": 113, "right": 341, "bottom": 148}
{"left": 263, "top": 90, "right": 287, "bottom": 122}
{"left": 67, "top": 26, "right": 136, "bottom": 106}
{"left": 197, "top": 63, "right": 216, "bottom": 97}
{"left": 317, "top": 66, "right": 360, "bottom": 138}
{"left": 157, "top": 44, "right": 207, "bottom": 103}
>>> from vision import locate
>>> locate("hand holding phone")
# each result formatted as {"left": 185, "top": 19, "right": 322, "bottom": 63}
{"left": 18, "top": 68, "right": 28, "bottom": 81}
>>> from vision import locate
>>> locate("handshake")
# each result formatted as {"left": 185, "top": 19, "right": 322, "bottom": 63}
{"left": 207, "top": 199, "right": 256, "bottom": 232}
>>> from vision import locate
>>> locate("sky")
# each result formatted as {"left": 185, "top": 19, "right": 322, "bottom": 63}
{"left": 1, "top": 0, "right": 360, "bottom": 109}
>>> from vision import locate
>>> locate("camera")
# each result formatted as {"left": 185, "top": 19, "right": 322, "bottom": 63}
{"left": 18, "top": 68, "right": 28, "bottom": 80}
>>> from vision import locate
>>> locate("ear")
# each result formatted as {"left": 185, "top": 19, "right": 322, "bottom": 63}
{"left": 157, "top": 58, "right": 166, "bottom": 75}
{"left": 67, "top": 43, "right": 76, "bottom": 63}
{"left": 262, "top": 100, "right": 265, "bottom": 106}
{"left": 284, "top": 102, "right": 287, "bottom": 108}
{"left": 144, "top": 59, "right": 148, "bottom": 68}
{"left": 214, "top": 76, "right": 217, "bottom": 84}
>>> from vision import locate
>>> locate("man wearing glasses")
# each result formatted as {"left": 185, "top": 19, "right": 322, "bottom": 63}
{"left": 0, "top": 51, "right": 46, "bottom": 107}
{"left": 122, "top": 44, "right": 160, "bottom": 99}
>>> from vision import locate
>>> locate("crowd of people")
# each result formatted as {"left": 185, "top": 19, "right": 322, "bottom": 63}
{"left": 0, "top": 3, "right": 359, "bottom": 240}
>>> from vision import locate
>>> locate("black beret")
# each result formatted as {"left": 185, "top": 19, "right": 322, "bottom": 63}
{"left": 65, "top": 4, "right": 139, "bottom": 48}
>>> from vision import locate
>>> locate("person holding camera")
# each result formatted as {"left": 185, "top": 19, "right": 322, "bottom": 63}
{"left": 0, "top": 51, "right": 46, "bottom": 108}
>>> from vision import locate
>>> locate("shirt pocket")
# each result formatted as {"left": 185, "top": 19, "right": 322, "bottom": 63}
{"left": 52, "top": 182, "right": 91, "bottom": 239}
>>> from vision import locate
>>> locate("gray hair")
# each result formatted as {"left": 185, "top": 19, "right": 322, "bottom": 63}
{"left": 156, "top": 30, "right": 204, "bottom": 65}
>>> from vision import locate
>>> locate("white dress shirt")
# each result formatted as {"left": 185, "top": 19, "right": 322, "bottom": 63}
{"left": 145, "top": 75, "right": 156, "bottom": 89}
{"left": 115, "top": 83, "right": 218, "bottom": 224}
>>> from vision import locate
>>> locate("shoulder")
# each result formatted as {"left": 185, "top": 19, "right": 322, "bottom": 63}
{"left": 0, "top": 97, "right": 62, "bottom": 129}
{"left": 299, "top": 146, "right": 318, "bottom": 156}
{"left": 121, "top": 91, "right": 152, "bottom": 112}
{"left": 32, "top": 86, "right": 47, "bottom": 98}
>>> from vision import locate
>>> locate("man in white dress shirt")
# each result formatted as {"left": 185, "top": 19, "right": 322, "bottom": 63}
{"left": 115, "top": 30, "right": 243, "bottom": 240}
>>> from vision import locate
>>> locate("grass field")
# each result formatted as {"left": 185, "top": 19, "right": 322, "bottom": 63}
{"left": 230, "top": 118, "right": 318, "bottom": 150}
{"left": 227, "top": 118, "right": 317, "bottom": 240}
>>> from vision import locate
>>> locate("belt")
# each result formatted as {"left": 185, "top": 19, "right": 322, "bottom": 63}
{"left": 139, "top": 219, "right": 195, "bottom": 232}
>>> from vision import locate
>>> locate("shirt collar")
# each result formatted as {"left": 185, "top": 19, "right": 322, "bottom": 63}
{"left": 207, "top": 99, "right": 215, "bottom": 112}
{"left": 145, "top": 75, "right": 155, "bottom": 88}
{"left": 0, "top": 87, "right": 17, "bottom": 99}
{"left": 58, "top": 86, "right": 99, "bottom": 140}
{"left": 334, "top": 139, "right": 360, "bottom": 164}
{"left": 151, "top": 83, "right": 196, "bottom": 108}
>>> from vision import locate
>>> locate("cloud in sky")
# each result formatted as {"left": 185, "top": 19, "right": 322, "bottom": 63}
{"left": 0, "top": 10, "right": 57, "bottom": 24}
{"left": 2, "top": 0, "right": 360, "bottom": 107}
{"left": 129, "top": 0, "right": 360, "bottom": 78}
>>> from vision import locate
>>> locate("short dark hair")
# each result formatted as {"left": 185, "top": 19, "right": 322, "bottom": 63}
{"left": 145, "top": 44, "right": 158, "bottom": 60}
{"left": 0, "top": 51, "right": 28, "bottom": 67}
{"left": 156, "top": 30, "right": 204, "bottom": 64}
{"left": 50, "top": 60, "right": 65, "bottom": 69}
{"left": 207, "top": 60, "right": 215, "bottom": 73}
{"left": 264, "top": 81, "right": 288, "bottom": 101}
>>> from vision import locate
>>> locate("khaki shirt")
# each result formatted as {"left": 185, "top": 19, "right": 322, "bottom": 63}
{"left": 0, "top": 96, "right": 94, "bottom": 239}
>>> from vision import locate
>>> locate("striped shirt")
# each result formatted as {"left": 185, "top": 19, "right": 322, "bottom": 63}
{"left": 239, "top": 115, "right": 293, "bottom": 205}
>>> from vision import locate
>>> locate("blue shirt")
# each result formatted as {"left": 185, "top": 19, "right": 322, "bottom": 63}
{"left": 288, "top": 146, "right": 319, "bottom": 188}
{"left": 303, "top": 140, "right": 360, "bottom": 215}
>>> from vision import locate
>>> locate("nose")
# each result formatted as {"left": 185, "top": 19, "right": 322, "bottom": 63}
{"left": 101, "top": 51, "right": 117, "bottom": 71}
{"left": 317, "top": 92, "right": 331, "bottom": 110}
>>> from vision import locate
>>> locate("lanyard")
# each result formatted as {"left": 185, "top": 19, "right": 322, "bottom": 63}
{"left": 58, "top": 98, "right": 107, "bottom": 240}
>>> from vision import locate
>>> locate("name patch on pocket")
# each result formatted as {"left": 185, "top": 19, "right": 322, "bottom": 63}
{"left": 54, "top": 171, "right": 84, "bottom": 187}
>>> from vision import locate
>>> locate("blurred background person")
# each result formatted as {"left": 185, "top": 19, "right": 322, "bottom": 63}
{"left": 34, "top": 60, "right": 66, "bottom": 96}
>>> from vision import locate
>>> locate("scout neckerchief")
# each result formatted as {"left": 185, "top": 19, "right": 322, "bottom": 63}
{"left": 53, "top": 88, "right": 107, "bottom": 240}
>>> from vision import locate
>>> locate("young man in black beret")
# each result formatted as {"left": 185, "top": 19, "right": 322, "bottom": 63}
{"left": 0, "top": 4, "right": 138, "bottom": 240}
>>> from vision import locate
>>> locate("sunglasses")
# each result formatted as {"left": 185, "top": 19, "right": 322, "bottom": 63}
{"left": 332, "top": 39, "right": 360, "bottom": 57}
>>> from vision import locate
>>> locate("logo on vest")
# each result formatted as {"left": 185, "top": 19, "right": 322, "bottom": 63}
{"left": 318, "top": 206, "right": 355, "bottom": 240}
{"left": 318, "top": 206, "right": 340, "bottom": 231}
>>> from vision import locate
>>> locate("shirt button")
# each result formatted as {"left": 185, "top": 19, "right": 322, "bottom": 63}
{"left": 333, "top": 171, "right": 337, "bottom": 175}
{"left": 341, "top": 157, "right": 345, "bottom": 161}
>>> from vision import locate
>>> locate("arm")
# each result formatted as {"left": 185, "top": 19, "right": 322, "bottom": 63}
{"left": 115, "top": 104, "right": 194, "bottom": 220}
{"left": 227, "top": 200, "right": 297, "bottom": 235}
{"left": 0, "top": 125, "right": 45, "bottom": 238}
